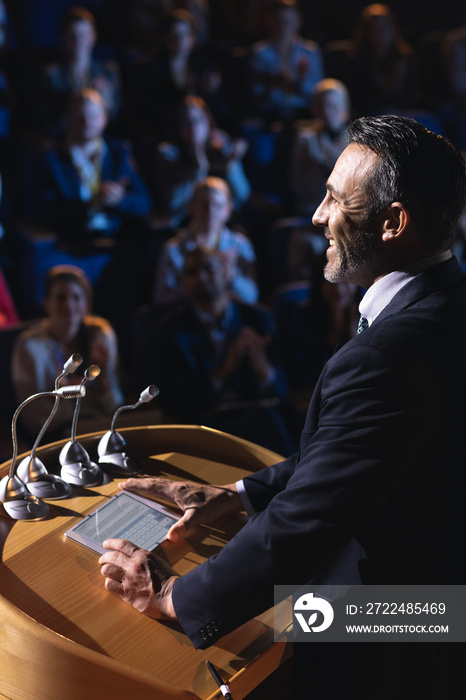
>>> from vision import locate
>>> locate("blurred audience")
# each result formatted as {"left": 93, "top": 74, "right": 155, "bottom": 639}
{"left": 151, "top": 95, "right": 250, "bottom": 226}
{"left": 275, "top": 267, "right": 359, "bottom": 408}
{"left": 249, "top": 0, "right": 324, "bottom": 123}
{"left": 37, "top": 6, "right": 122, "bottom": 141}
{"left": 130, "top": 9, "right": 225, "bottom": 139}
{"left": 123, "top": 0, "right": 211, "bottom": 64}
{"left": 289, "top": 78, "right": 351, "bottom": 217}
{"left": 11, "top": 264, "right": 123, "bottom": 440}
{"left": 149, "top": 246, "right": 296, "bottom": 455}
{"left": 123, "top": 0, "right": 175, "bottom": 60}
{"left": 153, "top": 176, "right": 258, "bottom": 304}
{"left": 0, "top": 0, "right": 18, "bottom": 142}
{"left": 177, "top": 0, "right": 211, "bottom": 46}
{"left": 37, "top": 87, "right": 151, "bottom": 242}
{"left": 15, "top": 0, "right": 104, "bottom": 58}
{"left": 343, "top": 3, "right": 418, "bottom": 117}
{"left": 0, "top": 0, "right": 461, "bottom": 444}
{"left": 442, "top": 24, "right": 466, "bottom": 149}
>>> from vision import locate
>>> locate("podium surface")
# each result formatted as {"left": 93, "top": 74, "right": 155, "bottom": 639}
{"left": 0, "top": 425, "right": 292, "bottom": 700}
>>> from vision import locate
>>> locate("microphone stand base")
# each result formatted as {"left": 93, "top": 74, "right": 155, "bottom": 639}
{"left": 98, "top": 452, "right": 143, "bottom": 475}
{"left": 1, "top": 495, "right": 49, "bottom": 520}
{"left": 61, "top": 461, "right": 102, "bottom": 487}
{"left": 25, "top": 475, "right": 73, "bottom": 500}
{"left": 17, "top": 457, "right": 73, "bottom": 499}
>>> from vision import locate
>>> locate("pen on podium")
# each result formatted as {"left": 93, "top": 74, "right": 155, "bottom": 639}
{"left": 207, "top": 661, "right": 233, "bottom": 700}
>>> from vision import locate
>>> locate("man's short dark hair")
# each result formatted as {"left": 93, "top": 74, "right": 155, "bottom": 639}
{"left": 347, "top": 114, "right": 466, "bottom": 250}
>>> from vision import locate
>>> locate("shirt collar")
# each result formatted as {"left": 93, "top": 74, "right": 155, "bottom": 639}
{"left": 359, "top": 250, "right": 452, "bottom": 325}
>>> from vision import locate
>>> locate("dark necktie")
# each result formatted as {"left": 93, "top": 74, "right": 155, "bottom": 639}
{"left": 357, "top": 315, "right": 369, "bottom": 334}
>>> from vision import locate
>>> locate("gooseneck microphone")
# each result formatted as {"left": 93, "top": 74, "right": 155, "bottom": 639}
{"left": 60, "top": 353, "right": 84, "bottom": 379}
{"left": 0, "top": 386, "right": 86, "bottom": 520}
{"left": 71, "top": 365, "right": 101, "bottom": 442}
{"left": 59, "top": 366, "right": 103, "bottom": 487}
{"left": 17, "top": 354, "right": 83, "bottom": 499}
{"left": 97, "top": 385, "right": 160, "bottom": 474}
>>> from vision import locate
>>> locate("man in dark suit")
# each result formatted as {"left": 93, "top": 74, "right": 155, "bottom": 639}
{"left": 31, "top": 87, "right": 153, "bottom": 360}
{"left": 100, "top": 115, "right": 466, "bottom": 696}
{"left": 38, "top": 88, "right": 152, "bottom": 241}
{"left": 147, "top": 246, "right": 296, "bottom": 456}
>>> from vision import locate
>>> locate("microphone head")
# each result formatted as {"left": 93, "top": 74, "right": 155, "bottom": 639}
{"left": 54, "top": 385, "right": 86, "bottom": 399}
{"left": 139, "top": 385, "right": 160, "bottom": 403}
{"left": 63, "top": 354, "right": 83, "bottom": 375}
{"left": 85, "top": 364, "right": 101, "bottom": 381}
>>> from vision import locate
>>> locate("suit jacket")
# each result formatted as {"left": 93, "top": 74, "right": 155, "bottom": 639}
{"left": 151, "top": 299, "right": 287, "bottom": 421}
{"left": 173, "top": 256, "right": 466, "bottom": 649}
{"left": 39, "top": 139, "right": 152, "bottom": 239}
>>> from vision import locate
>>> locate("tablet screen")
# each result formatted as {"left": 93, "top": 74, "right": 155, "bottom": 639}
{"left": 65, "top": 491, "right": 179, "bottom": 555}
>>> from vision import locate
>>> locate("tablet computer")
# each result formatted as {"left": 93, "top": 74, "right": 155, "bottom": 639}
{"left": 65, "top": 490, "right": 180, "bottom": 555}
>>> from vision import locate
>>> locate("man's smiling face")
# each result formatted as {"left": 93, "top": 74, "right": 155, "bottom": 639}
{"left": 313, "top": 143, "right": 383, "bottom": 287}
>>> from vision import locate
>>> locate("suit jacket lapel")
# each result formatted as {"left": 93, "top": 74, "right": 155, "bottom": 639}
{"left": 371, "top": 256, "right": 464, "bottom": 326}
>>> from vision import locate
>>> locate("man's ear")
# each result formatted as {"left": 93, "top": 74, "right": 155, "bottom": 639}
{"left": 381, "top": 202, "right": 410, "bottom": 242}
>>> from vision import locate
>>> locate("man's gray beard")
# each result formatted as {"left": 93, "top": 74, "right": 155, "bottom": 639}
{"left": 323, "top": 226, "right": 380, "bottom": 284}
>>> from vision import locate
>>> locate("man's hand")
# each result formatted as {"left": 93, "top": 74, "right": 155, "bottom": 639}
{"left": 94, "top": 176, "right": 129, "bottom": 208}
{"left": 97, "top": 180, "right": 126, "bottom": 207}
{"left": 99, "top": 539, "right": 178, "bottom": 620}
{"left": 118, "top": 477, "right": 242, "bottom": 542}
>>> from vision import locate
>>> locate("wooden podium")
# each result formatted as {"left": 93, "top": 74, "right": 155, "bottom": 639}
{"left": 0, "top": 425, "right": 292, "bottom": 700}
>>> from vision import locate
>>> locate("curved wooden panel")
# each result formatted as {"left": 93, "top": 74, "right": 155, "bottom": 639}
{"left": 0, "top": 425, "right": 291, "bottom": 700}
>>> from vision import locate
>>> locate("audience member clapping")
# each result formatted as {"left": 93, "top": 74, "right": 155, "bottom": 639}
{"left": 149, "top": 246, "right": 296, "bottom": 455}
{"left": 249, "top": 0, "right": 324, "bottom": 123}
{"left": 153, "top": 176, "right": 257, "bottom": 305}
{"left": 151, "top": 96, "right": 250, "bottom": 227}
{"left": 37, "top": 88, "right": 152, "bottom": 242}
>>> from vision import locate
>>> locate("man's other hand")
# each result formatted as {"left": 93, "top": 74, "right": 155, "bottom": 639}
{"left": 118, "top": 477, "right": 242, "bottom": 542}
{"left": 99, "top": 539, "right": 178, "bottom": 620}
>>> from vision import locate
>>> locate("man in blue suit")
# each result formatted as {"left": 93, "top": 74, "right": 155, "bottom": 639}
{"left": 100, "top": 115, "right": 466, "bottom": 696}
{"left": 38, "top": 88, "right": 152, "bottom": 241}
{"left": 31, "top": 88, "right": 153, "bottom": 358}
